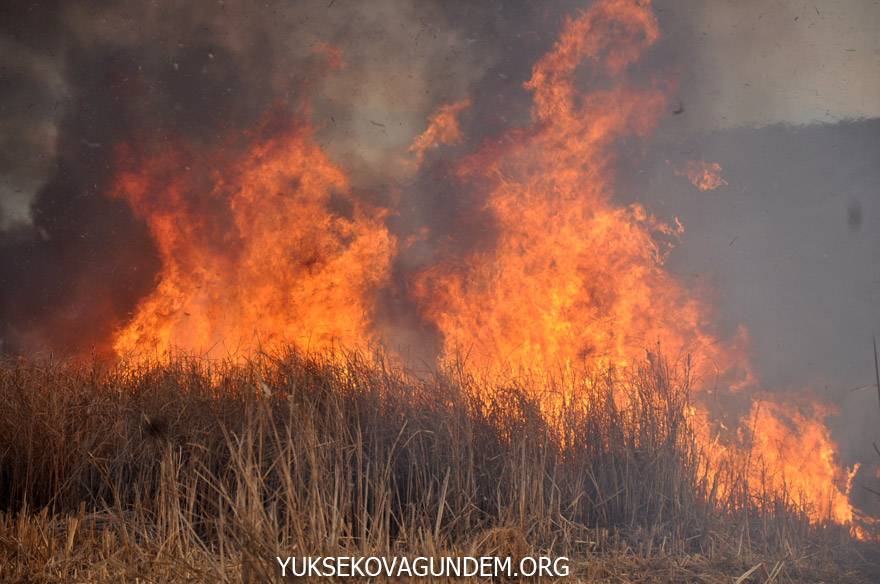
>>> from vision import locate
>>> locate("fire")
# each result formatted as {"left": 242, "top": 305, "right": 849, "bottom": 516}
{"left": 744, "top": 400, "right": 856, "bottom": 524}
{"left": 412, "top": 1, "right": 735, "bottom": 381}
{"left": 675, "top": 159, "right": 729, "bottom": 191}
{"left": 103, "top": 0, "right": 860, "bottom": 530}
{"left": 408, "top": 99, "right": 471, "bottom": 167}
{"left": 691, "top": 398, "right": 858, "bottom": 529}
{"left": 111, "top": 118, "right": 394, "bottom": 359}
{"left": 699, "top": 398, "right": 859, "bottom": 527}
{"left": 311, "top": 42, "right": 347, "bottom": 71}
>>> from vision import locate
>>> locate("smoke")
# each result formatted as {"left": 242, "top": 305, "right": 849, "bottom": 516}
{"left": 653, "top": 0, "right": 880, "bottom": 130}
{"left": 0, "top": 33, "right": 65, "bottom": 229}
{"left": 0, "top": 0, "right": 509, "bottom": 354}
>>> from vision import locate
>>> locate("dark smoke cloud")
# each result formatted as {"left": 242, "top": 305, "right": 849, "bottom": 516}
{"left": 0, "top": 0, "right": 283, "bottom": 353}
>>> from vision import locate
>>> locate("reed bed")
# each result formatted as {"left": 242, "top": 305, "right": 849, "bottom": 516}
{"left": 0, "top": 350, "right": 875, "bottom": 582}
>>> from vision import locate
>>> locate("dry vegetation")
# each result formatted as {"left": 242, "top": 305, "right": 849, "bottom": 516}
{"left": 0, "top": 350, "right": 876, "bottom": 583}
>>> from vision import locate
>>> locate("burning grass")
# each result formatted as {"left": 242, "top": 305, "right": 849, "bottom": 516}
{"left": 0, "top": 350, "right": 876, "bottom": 582}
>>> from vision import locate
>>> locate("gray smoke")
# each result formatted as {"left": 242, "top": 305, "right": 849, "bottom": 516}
{"left": 0, "top": 0, "right": 519, "bottom": 354}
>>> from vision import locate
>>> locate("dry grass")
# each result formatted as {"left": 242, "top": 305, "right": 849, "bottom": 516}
{"left": 0, "top": 349, "right": 876, "bottom": 582}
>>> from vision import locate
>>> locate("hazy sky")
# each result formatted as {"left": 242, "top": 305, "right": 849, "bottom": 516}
{"left": 665, "top": 0, "right": 880, "bottom": 128}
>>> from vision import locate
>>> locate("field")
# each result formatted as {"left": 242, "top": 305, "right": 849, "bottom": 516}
{"left": 0, "top": 350, "right": 876, "bottom": 583}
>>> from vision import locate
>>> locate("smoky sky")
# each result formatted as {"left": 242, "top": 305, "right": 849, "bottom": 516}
{"left": 0, "top": 0, "right": 878, "bottom": 419}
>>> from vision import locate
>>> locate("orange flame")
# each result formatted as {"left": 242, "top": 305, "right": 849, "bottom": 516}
{"left": 111, "top": 120, "right": 394, "bottom": 359}
{"left": 745, "top": 400, "right": 856, "bottom": 524}
{"left": 675, "top": 159, "right": 728, "bottom": 191}
{"left": 412, "top": 1, "right": 736, "bottom": 382}
{"left": 408, "top": 99, "right": 471, "bottom": 167}
{"left": 311, "top": 42, "right": 347, "bottom": 70}
{"left": 696, "top": 398, "right": 859, "bottom": 527}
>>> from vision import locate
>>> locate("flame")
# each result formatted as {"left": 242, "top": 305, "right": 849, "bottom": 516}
{"left": 692, "top": 398, "right": 858, "bottom": 527}
{"left": 675, "top": 159, "right": 728, "bottom": 191}
{"left": 111, "top": 118, "right": 394, "bottom": 359}
{"left": 408, "top": 99, "right": 471, "bottom": 167}
{"left": 412, "top": 1, "right": 736, "bottom": 381}
{"left": 745, "top": 400, "right": 856, "bottom": 524}
{"left": 311, "top": 42, "right": 347, "bottom": 71}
